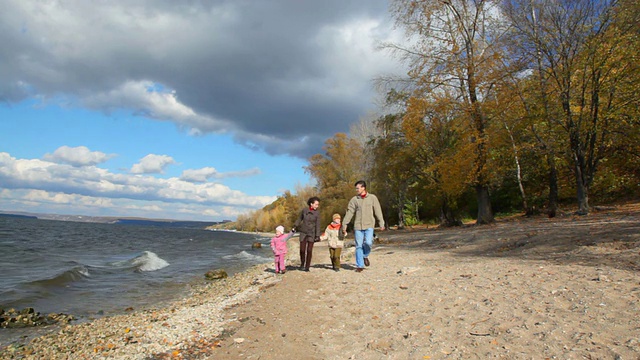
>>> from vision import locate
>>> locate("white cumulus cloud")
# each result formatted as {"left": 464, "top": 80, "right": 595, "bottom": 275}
{"left": 130, "top": 154, "right": 176, "bottom": 174}
{"left": 43, "top": 145, "right": 115, "bottom": 167}
{"left": 0, "top": 152, "right": 276, "bottom": 214}
{"left": 180, "top": 167, "right": 261, "bottom": 183}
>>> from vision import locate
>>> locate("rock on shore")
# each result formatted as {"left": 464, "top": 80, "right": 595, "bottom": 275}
{"left": 0, "top": 308, "right": 74, "bottom": 329}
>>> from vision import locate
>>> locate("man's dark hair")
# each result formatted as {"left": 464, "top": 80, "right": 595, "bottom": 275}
{"left": 354, "top": 180, "right": 367, "bottom": 188}
{"left": 307, "top": 196, "right": 320, "bottom": 206}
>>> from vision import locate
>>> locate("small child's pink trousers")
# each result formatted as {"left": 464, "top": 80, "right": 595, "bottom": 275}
{"left": 274, "top": 254, "right": 285, "bottom": 272}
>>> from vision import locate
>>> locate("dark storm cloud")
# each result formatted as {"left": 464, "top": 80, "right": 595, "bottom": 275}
{"left": 0, "top": 1, "right": 400, "bottom": 157}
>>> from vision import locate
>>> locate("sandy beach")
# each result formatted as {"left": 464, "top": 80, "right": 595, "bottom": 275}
{"left": 1, "top": 204, "right": 639, "bottom": 359}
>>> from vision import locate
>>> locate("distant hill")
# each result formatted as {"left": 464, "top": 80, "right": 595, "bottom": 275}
{"left": 114, "top": 219, "right": 219, "bottom": 228}
{"left": 0, "top": 213, "right": 37, "bottom": 219}
{"left": 0, "top": 210, "right": 228, "bottom": 229}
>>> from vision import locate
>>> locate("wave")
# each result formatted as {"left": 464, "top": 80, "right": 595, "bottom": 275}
{"left": 110, "top": 251, "right": 170, "bottom": 272}
{"left": 29, "top": 265, "right": 91, "bottom": 287}
{"left": 222, "top": 250, "right": 271, "bottom": 263}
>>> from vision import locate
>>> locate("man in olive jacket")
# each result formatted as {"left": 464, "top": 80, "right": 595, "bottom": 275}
{"left": 294, "top": 196, "right": 321, "bottom": 272}
{"left": 342, "top": 180, "right": 385, "bottom": 272}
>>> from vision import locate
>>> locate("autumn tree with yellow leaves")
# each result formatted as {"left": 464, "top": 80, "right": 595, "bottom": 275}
{"left": 385, "top": 0, "right": 517, "bottom": 223}
{"left": 305, "top": 133, "right": 368, "bottom": 226}
{"left": 502, "top": 0, "right": 640, "bottom": 215}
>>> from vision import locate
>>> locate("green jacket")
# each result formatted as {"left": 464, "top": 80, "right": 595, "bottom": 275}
{"left": 342, "top": 193, "right": 385, "bottom": 231}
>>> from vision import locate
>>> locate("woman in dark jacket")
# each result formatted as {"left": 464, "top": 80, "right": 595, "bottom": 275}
{"left": 294, "top": 196, "right": 321, "bottom": 272}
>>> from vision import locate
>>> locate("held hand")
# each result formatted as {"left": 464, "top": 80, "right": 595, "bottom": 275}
{"left": 380, "top": 226, "right": 385, "bottom": 231}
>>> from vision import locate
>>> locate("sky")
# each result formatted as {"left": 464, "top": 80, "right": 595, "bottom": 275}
{"left": 0, "top": 0, "right": 404, "bottom": 222}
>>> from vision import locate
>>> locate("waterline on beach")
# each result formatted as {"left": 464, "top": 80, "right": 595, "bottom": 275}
{"left": 0, "top": 217, "right": 274, "bottom": 345}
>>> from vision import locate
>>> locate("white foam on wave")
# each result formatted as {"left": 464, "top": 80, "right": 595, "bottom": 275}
{"left": 131, "top": 251, "right": 170, "bottom": 272}
{"left": 76, "top": 266, "right": 90, "bottom": 277}
{"left": 222, "top": 251, "right": 271, "bottom": 262}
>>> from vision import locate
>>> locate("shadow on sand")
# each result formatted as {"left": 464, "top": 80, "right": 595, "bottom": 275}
{"left": 381, "top": 205, "right": 640, "bottom": 272}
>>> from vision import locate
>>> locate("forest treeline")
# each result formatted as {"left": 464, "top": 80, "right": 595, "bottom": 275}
{"left": 221, "top": 0, "right": 640, "bottom": 232}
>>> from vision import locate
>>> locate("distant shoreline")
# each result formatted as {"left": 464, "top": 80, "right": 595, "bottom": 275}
{"left": 209, "top": 229, "right": 303, "bottom": 239}
{"left": 237, "top": 230, "right": 296, "bottom": 238}
{"left": 0, "top": 213, "right": 37, "bottom": 219}
{"left": 0, "top": 211, "right": 228, "bottom": 227}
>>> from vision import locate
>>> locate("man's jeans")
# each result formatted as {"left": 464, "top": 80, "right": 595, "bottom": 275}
{"left": 354, "top": 228, "right": 374, "bottom": 268}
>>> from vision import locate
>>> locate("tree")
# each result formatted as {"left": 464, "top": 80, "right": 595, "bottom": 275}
{"left": 503, "top": 0, "right": 636, "bottom": 214}
{"left": 370, "top": 112, "right": 418, "bottom": 228}
{"left": 305, "top": 133, "right": 367, "bottom": 225}
{"left": 388, "top": 0, "right": 512, "bottom": 224}
{"left": 486, "top": 84, "right": 534, "bottom": 215}
{"left": 350, "top": 112, "right": 383, "bottom": 181}
{"left": 403, "top": 94, "right": 466, "bottom": 226}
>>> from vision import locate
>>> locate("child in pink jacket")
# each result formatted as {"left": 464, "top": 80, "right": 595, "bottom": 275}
{"left": 270, "top": 225, "right": 295, "bottom": 274}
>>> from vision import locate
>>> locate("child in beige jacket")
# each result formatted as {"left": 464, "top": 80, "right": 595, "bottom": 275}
{"left": 320, "top": 213, "right": 344, "bottom": 271}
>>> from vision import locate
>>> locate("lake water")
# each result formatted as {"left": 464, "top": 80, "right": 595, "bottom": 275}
{"left": 0, "top": 217, "right": 273, "bottom": 345}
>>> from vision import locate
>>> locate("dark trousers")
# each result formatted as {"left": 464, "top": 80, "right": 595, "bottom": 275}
{"left": 329, "top": 247, "right": 342, "bottom": 269}
{"left": 299, "top": 237, "right": 315, "bottom": 270}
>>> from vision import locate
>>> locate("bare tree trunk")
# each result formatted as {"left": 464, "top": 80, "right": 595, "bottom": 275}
{"left": 439, "top": 197, "right": 462, "bottom": 227}
{"left": 531, "top": 2, "right": 559, "bottom": 218}
{"left": 568, "top": 106, "right": 590, "bottom": 215}
{"left": 396, "top": 190, "right": 405, "bottom": 229}
{"left": 574, "top": 153, "right": 590, "bottom": 215}
{"left": 547, "top": 153, "right": 558, "bottom": 218}
{"left": 472, "top": 92, "right": 494, "bottom": 224}
{"left": 576, "top": 179, "right": 589, "bottom": 215}
{"left": 476, "top": 185, "right": 494, "bottom": 224}
{"left": 504, "top": 122, "right": 530, "bottom": 214}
